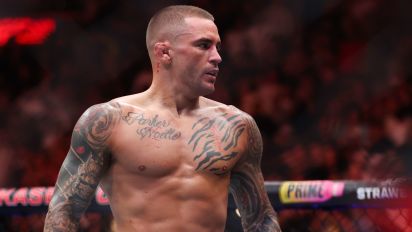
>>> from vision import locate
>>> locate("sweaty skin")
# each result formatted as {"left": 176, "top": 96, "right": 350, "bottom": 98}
{"left": 105, "top": 97, "right": 239, "bottom": 231}
{"left": 44, "top": 10, "right": 281, "bottom": 232}
{"left": 44, "top": 96, "right": 280, "bottom": 232}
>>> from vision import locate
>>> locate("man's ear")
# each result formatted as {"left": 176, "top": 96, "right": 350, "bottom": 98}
{"left": 154, "top": 42, "right": 172, "bottom": 64}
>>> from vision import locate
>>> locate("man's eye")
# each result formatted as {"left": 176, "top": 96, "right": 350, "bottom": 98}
{"left": 198, "top": 43, "right": 210, "bottom": 49}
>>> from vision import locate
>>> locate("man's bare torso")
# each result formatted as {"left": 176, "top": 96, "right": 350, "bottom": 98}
{"left": 99, "top": 95, "right": 248, "bottom": 232}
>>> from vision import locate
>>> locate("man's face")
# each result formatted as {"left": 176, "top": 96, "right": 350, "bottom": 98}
{"left": 170, "top": 17, "right": 222, "bottom": 96}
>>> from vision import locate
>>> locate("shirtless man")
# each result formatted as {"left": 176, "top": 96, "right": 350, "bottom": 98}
{"left": 44, "top": 5, "right": 281, "bottom": 232}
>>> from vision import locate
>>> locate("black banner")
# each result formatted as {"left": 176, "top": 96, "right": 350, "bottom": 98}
{"left": 1, "top": 180, "right": 410, "bottom": 215}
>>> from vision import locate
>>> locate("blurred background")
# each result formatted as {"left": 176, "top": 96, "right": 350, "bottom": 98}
{"left": 0, "top": 0, "right": 411, "bottom": 231}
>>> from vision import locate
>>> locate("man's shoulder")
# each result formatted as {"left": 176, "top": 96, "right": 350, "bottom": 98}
{"left": 200, "top": 97, "right": 254, "bottom": 122}
{"left": 76, "top": 101, "right": 122, "bottom": 128}
{"left": 110, "top": 94, "right": 145, "bottom": 108}
{"left": 82, "top": 101, "right": 122, "bottom": 116}
{"left": 200, "top": 97, "right": 239, "bottom": 113}
{"left": 89, "top": 94, "right": 148, "bottom": 115}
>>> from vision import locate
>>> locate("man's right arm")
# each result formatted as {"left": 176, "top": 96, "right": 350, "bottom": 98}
{"left": 44, "top": 102, "right": 121, "bottom": 231}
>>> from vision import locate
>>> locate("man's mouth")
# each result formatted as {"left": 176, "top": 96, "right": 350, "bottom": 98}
{"left": 205, "top": 69, "right": 219, "bottom": 77}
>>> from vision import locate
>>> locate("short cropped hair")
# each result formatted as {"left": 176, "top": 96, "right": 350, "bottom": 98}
{"left": 146, "top": 5, "right": 214, "bottom": 59}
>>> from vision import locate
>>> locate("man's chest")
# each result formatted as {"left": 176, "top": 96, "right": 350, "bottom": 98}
{"left": 110, "top": 111, "right": 248, "bottom": 177}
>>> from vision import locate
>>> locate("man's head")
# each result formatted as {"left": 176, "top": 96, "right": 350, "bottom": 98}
{"left": 146, "top": 5, "right": 222, "bottom": 96}
{"left": 146, "top": 5, "right": 214, "bottom": 59}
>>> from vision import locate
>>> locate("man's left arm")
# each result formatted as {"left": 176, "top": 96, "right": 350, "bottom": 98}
{"left": 230, "top": 114, "right": 282, "bottom": 232}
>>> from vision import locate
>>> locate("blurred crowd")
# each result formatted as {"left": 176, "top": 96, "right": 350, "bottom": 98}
{"left": 0, "top": 0, "right": 412, "bottom": 231}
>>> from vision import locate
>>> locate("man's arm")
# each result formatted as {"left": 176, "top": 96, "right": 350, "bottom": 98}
{"left": 230, "top": 114, "right": 281, "bottom": 232}
{"left": 44, "top": 102, "right": 121, "bottom": 231}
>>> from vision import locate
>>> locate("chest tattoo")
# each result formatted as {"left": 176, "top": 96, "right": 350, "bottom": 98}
{"left": 189, "top": 113, "right": 246, "bottom": 174}
{"left": 121, "top": 112, "right": 181, "bottom": 140}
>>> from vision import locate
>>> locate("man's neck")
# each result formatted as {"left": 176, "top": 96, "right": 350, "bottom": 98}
{"left": 145, "top": 80, "right": 200, "bottom": 116}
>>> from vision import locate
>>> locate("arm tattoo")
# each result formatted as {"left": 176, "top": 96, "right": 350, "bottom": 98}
{"left": 189, "top": 113, "right": 246, "bottom": 175}
{"left": 230, "top": 114, "right": 282, "bottom": 232}
{"left": 44, "top": 102, "right": 121, "bottom": 231}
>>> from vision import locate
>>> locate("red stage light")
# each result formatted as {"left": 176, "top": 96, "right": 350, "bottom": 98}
{"left": 0, "top": 17, "right": 56, "bottom": 46}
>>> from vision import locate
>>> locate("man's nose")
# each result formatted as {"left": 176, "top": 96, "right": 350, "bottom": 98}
{"left": 209, "top": 47, "right": 222, "bottom": 66}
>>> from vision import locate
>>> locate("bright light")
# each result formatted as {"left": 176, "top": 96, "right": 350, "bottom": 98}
{"left": 235, "top": 208, "right": 241, "bottom": 217}
{"left": 0, "top": 17, "right": 56, "bottom": 46}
